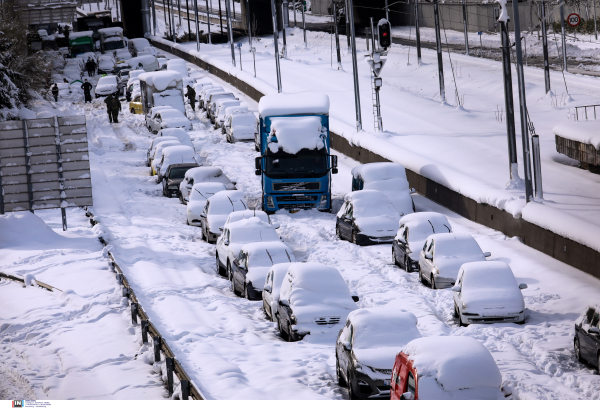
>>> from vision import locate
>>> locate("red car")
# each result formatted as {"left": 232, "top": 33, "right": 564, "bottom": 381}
{"left": 390, "top": 336, "right": 505, "bottom": 400}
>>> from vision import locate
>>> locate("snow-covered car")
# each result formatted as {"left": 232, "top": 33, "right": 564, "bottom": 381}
{"left": 158, "top": 57, "right": 169, "bottom": 70}
{"left": 200, "top": 190, "right": 247, "bottom": 244}
{"left": 113, "top": 48, "right": 132, "bottom": 61}
{"left": 150, "top": 140, "right": 181, "bottom": 175}
{"left": 207, "top": 92, "right": 236, "bottom": 122}
{"left": 117, "top": 69, "right": 131, "bottom": 84}
{"left": 157, "top": 145, "right": 197, "bottom": 180}
{"left": 186, "top": 182, "right": 228, "bottom": 226}
{"left": 419, "top": 233, "right": 491, "bottom": 289}
{"left": 351, "top": 163, "right": 415, "bottom": 216}
{"left": 231, "top": 241, "right": 295, "bottom": 300}
{"left": 128, "top": 38, "right": 151, "bottom": 57}
{"left": 277, "top": 263, "right": 359, "bottom": 342}
{"left": 392, "top": 212, "right": 452, "bottom": 272}
{"left": 156, "top": 128, "right": 194, "bottom": 148}
{"left": 213, "top": 99, "right": 240, "bottom": 127}
{"left": 336, "top": 309, "right": 421, "bottom": 400}
{"left": 139, "top": 46, "right": 158, "bottom": 56}
{"left": 147, "top": 108, "right": 192, "bottom": 134}
{"left": 97, "top": 55, "right": 116, "bottom": 74}
{"left": 161, "top": 162, "right": 199, "bottom": 197}
{"left": 94, "top": 75, "right": 119, "bottom": 97}
{"left": 128, "top": 69, "right": 145, "bottom": 82}
{"left": 391, "top": 336, "right": 504, "bottom": 400}
{"left": 225, "top": 112, "right": 257, "bottom": 143}
{"left": 127, "top": 55, "right": 159, "bottom": 72}
{"left": 200, "top": 86, "right": 224, "bottom": 110}
{"left": 222, "top": 106, "right": 250, "bottom": 134}
{"left": 216, "top": 218, "right": 281, "bottom": 279}
{"left": 147, "top": 136, "right": 178, "bottom": 166}
{"left": 179, "top": 167, "right": 235, "bottom": 203}
{"left": 575, "top": 304, "right": 600, "bottom": 369}
{"left": 453, "top": 261, "right": 527, "bottom": 326}
{"left": 336, "top": 190, "right": 401, "bottom": 245}
{"left": 166, "top": 59, "right": 189, "bottom": 78}
{"left": 262, "top": 263, "right": 294, "bottom": 322}
{"left": 145, "top": 105, "right": 172, "bottom": 131}
{"left": 224, "top": 209, "right": 270, "bottom": 226}
{"left": 129, "top": 94, "right": 142, "bottom": 114}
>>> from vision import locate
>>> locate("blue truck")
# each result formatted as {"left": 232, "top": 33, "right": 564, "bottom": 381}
{"left": 254, "top": 93, "right": 338, "bottom": 213}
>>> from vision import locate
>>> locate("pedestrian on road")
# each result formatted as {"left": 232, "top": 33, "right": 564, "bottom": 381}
{"left": 81, "top": 79, "right": 93, "bottom": 103}
{"left": 125, "top": 85, "right": 132, "bottom": 102}
{"left": 85, "top": 58, "right": 93, "bottom": 77}
{"left": 63, "top": 78, "right": 69, "bottom": 83}
{"left": 51, "top": 83, "right": 59, "bottom": 102}
{"left": 185, "top": 85, "right": 196, "bottom": 111}
{"left": 104, "top": 94, "right": 115, "bottom": 123}
{"left": 63, "top": 26, "right": 70, "bottom": 41}
{"left": 108, "top": 92, "right": 121, "bottom": 123}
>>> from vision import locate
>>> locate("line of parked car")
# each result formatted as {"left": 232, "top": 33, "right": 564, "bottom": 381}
{"left": 136, "top": 63, "right": 597, "bottom": 401}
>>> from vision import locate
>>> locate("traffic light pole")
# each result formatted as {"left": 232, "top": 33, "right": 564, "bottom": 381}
{"left": 499, "top": 17, "right": 518, "bottom": 180}
{"left": 225, "top": 0, "right": 235, "bottom": 66}
{"left": 347, "top": 0, "right": 362, "bottom": 131}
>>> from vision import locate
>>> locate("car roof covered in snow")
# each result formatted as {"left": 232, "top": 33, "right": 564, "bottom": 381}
{"left": 241, "top": 240, "right": 291, "bottom": 254}
{"left": 208, "top": 190, "right": 246, "bottom": 206}
{"left": 98, "top": 27, "right": 123, "bottom": 35}
{"left": 150, "top": 136, "right": 178, "bottom": 148}
{"left": 459, "top": 261, "right": 517, "bottom": 288}
{"left": 185, "top": 166, "right": 222, "bottom": 179}
{"left": 351, "top": 162, "right": 407, "bottom": 182}
{"left": 138, "top": 70, "right": 182, "bottom": 91}
{"left": 400, "top": 212, "right": 451, "bottom": 231}
{"left": 268, "top": 116, "right": 325, "bottom": 154}
{"left": 161, "top": 145, "right": 195, "bottom": 159}
{"left": 156, "top": 128, "right": 192, "bottom": 145}
{"left": 97, "top": 75, "right": 118, "bottom": 85}
{"left": 226, "top": 217, "right": 274, "bottom": 232}
{"left": 129, "top": 69, "right": 145, "bottom": 79}
{"left": 349, "top": 309, "right": 420, "bottom": 350}
{"left": 258, "top": 92, "right": 330, "bottom": 117}
{"left": 282, "top": 262, "right": 350, "bottom": 296}
{"left": 226, "top": 209, "right": 269, "bottom": 225}
{"left": 159, "top": 109, "right": 187, "bottom": 119}
{"left": 401, "top": 336, "right": 502, "bottom": 393}
{"left": 341, "top": 190, "right": 399, "bottom": 219}
{"left": 130, "top": 38, "right": 151, "bottom": 47}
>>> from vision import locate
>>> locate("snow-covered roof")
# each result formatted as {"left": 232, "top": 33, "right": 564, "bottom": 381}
{"left": 343, "top": 190, "right": 397, "bottom": 218}
{"left": 226, "top": 217, "right": 273, "bottom": 232}
{"left": 351, "top": 162, "right": 407, "bottom": 182}
{"left": 350, "top": 309, "right": 420, "bottom": 350}
{"left": 159, "top": 109, "right": 187, "bottom": 119}
{"left": 400, "top": 212, "right": 451, "bottom": 231}
{"left": 207, "top": 190, "right": 247, "bottom": 214}
{"left": 401, "top": 336, "right": 502, "bottom": 393}
{"left": 460, "top": 261, "right": 517, "bottom": 289}
{"left": 150, "top": 136, "right": 178, "bottom": 150}
{"left": 553, "top": 121, "right": 600, "bottom": 149}
{"left": 185, "top": 166, "right": 222, "bottom": 179}
{"left": 98, "top": 27, "right": 123, "bottom": 36}
{"left": 138, "top": 70, "right": 182, "bottom": 91}
{"left": 242, "top": 241, "right": 294, "bottom": 264}
{"left": 130, "top": 38, "right": 151, "bottom": 47}
{"left": 189, "top": 182, "right": 227, "bottom": 202}
{"left": 161, "top": 146, "right": 196, "bottom": 167}
{"left": 430, "top": 233, "right": 481, "bottom": 255}
{"left": 282, "top": 262, "right": 351, "bottom": 297}
{"left": 227, "top": 220, "right": 279, "bottom": 244}
{"left": 226, "top": 209, "right": 269, "bottom": 225}
{"left": 128, "top": 69, "right": 144, "bottom": 80}
{"left": 128, "top": 55, "right": 159, "bottom": 67}
{"left": 167, "top": 59, "right": 189, "bottom": 77}
{"left": 97, "top": 75, "right": 118, "bottom": 86}
{"left": 258, "top": 92, "right": 330, "bottom": 117}
{"left": 69, "top": 31, "right": 93, "bottom": 39}
{"left": 268, "top": 116, "right": 326, "bottom": 154}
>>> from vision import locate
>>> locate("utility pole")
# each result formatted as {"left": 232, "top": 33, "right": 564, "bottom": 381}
{"left": 333, "top": 1, "right": 342, "bottom": 69}
{"left": 415, "top": 0, "right": 421, "bottom": 64}
{"left": 347, "top": 0, "right": 362, "bottom": 131}
{"left": 594, "top": 0, "right": 598, "bottom": 40}
{"left": 270, "top": 0, "right": 283, "bottom": 92}
{"left": 247, "top": 0, "right": 253, "bottom": 48}
{"left": 384, "top": 0, "right": 389, "bottom": 21}
{"left": 178, "top": 0, "right": 182, "bottom": 26}
{"left": 282, "top": 1, "right": 288, "bottom": 58}
{"left": 511, "top": 0, "right": 534, "bottom": 202}
{"left": 170, "top": 0, "right": 177, "bottom": 43}
{"left": 433, "top": 0, "right": 445, "bottom": 102}
{"left": 498, "top": 2, "right": 518, "bottom": 180}
{"left": 225, "top": 0, "right": 236, "bottom": 66}
{"left": 205, "top": 0, "right": 212, "bottom": 43}
{"left": 152, "top": 0, "right": 157, "bottom": 36}
{"left": 540, "top": 1, "right": 550, "bottom": 93}
{"left": 219, "top": 0, "right": 224, "bottom": 35}
{"left": 560, "top": 4, "right": 567, "bottom": 72}
{"left": 186, "top": 0, "right": 191, "bottom": 38}
{"left": 301, "top": 0, "right": 306, "bottom": 45}
{"left": 462, "top": 0, "right": 469, "bottom": 55}
{"left": 194, "top": 0, "right": 200, "bottom": 50}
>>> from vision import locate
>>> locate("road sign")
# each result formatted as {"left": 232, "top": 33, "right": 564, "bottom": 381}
{"left": 568, "top": 13, "right": 581, "bottom": 27}
{"left": 236, "top": 43, "right": 242, "bottom": 48}
{"left": 477, "top": 31, "right": 483, "bottom": 35}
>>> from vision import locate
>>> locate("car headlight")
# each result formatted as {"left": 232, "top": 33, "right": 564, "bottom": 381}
{"left": 267, "top": 196, "right": 275, "bottom": 209}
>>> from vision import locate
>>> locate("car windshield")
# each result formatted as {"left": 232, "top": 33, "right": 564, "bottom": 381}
{"left": 436, "top": 238, "right": 482, "bottom": 257}
{"left": 232, "top": 115, "right": 256, "bottom": 127}
{"left": 463, "top": 269, "right": 516, "bottom": 290}
{"left": 104, "top": 40, "right": 124, "bottom": 50}
{"left": 265, "top": 148, "right": 328, "bottom": 179}
{"left": 169, "top": 166, "right": 195, "bottom": 179}
{"left": 208, "top": 198, "right": 246, "bottom": 215}
{"left": 249, "top": 248, "right": 290, "bottom": 268}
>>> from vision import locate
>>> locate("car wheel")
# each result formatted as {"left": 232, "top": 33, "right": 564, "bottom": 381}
{"left": 244, "top": 283, "right": 250, "bottom": 300}
{"left": 453, "top": 303, "right": 459, "bottom": 318}
{"left": 216, "top": 255, "right": 224, "bottom": 276}
{"left": 574, "top": 339, "right": 584, "bottom": 363}
{"left": 404, "top": 255, "right": 412, "bottom": 272}
{"left": 336, "top": 357, "right": 347, "bottom": 386}
{"left": 431, "top": 274, "right": 437, "bottom": 289}
{"left": 277, "top": 316, "right": 288, "bottom": 341}
{"left": 346, "top": 372, "right": 356, "bottom": 400}
{"left": 336, "top": 224, "right": 342, "bottom": 240}
{"left": 227, "top": 262, "right": 233, "bottom": 281}
{"left": 230, "top": 274, "right": 238, "bottom": 295}
{"left": 287, "top": 322, "right": 294, "bottom": 342}
{"left": 352, "top": 230, "right": 357, "bottom": 245}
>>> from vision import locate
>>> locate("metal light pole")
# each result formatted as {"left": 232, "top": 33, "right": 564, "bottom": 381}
{"left": 247, "top": 0, "right": 253, "bottom": 47}
{"left": 512, "top": 0, "right": 534, "bottom": 202}
{"left": 194, "top": 0, "right": 200, "bottom": 50}
{"left": 498, "top": 7, "right": 518, "bottom": 180}
{"left": 219, "top": 0, "right": 224, "bottom": 34}
{"left": 270, "top": 0, "right": 283, "bottom": 92}
{"left": 152, "top": 0, "right": 157, "bottom": 36}
{"left": 594, "top": 0, "right": 598, "bottom": 40}
{"left": 225, "top": 0, "right": 236, "bottom": 66}
{"left": 301, "top": 1, "right": 306, "bottom": 45}
{"left": 282, "top": 1, "right": 288, "bottom": 58}
{"left": 462, "top": 0, "right": 469, "bottom": 55}
{"left": 333, "top": 1, "right": 342, "bottom": 69}
{"left": 293, "top": 0, "right": 297, "bottom": 26}
{"left": 384, "top": 0, "right": 389, "bottom": 21}
{"left": 433, "top": 0, "right": 445, "bottom": 102}
{"left": 171, "top": 0, "right": 177, "bottom": 43}
{"left": 164, "top": 0, "right": 169, "bottom": 35}
{"left": 347, "top": 0, "right": 362, "bottom": 131}
{"left": 186, "top": 0, "right": 191, "bottom": 37}
{"left": 560, "top": 4, "right": 567, "bottom": 72}
{"left": 205, "top": 0, "right": 212, "bottom": 43}
{"left": 540, "top": 1, "right": 550, "bottom": 94}
{"left": 345, "top": 0, "right": 350, "bottom": 51}
{"left": 532, "top": 135, "right": 543, "bottom": 199}
{"left": 178, "top": 0, "right": 182, "bottom": 26}
{"left": 415, "top": 0, "right": 421, "bottom": 64}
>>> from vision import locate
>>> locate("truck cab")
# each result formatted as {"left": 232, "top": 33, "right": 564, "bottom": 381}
{"left": 98, "top": 27, "right": 125, "bottom": 54}
{"left": 254, "top": 93, "right": 338, "bottom": 213}
{"left": 68, "top": 31, "right": 94, "bottom": 57}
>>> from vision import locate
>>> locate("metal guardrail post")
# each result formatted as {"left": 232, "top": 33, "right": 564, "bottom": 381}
{"left": 532, "top": 135, "right": 543, "bottom": 199}
{"left": 131, "top": 302, "right": 138, "bottom": 324}
{"left": 141, "top": 319, "right": 149, "bottom": 343}
{"left": 122, "top": 287, "right": 130, "bottom": 297}
{"left": 154, "top": 336, "right": 162, "bottom": 361}
{"left": 181, "top": 379, "right": 190, "bottom": 400}
{"left": 166, "top": 357, "right": 175, "bottom": 396}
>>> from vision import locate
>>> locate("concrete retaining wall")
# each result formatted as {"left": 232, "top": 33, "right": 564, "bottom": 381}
{"left": 151, "top": 39, "right": 600, "bottom": 279}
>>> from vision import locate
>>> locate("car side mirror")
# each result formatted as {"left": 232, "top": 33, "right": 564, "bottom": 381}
{"left": 401, "top": 391, "right": 414, "bottom": 400}
{"left": 264, "top": 284, "right": 271, "bottom": 293}
{"left": 279, "top": 299, "right": 289, "bottom": 307}
{"left": 332, "top": 168, "right": 338, "bottom": 174}
{"left": 483, "top": 252, "right": 491, "bottom": 257}
{"left": 351, "top": 295, "right": 359, "bottom": 302}
{"left": 425, "top": 253, "right": 432, "bottom": 260}
{"left": 343, "top": 341, "right": 352, "bottom": 351}
{"left": 452, "top": 285, "right": 461, "bottom": 293}
{"left": 224, "top": 239, "right": 230, "bottom": 246}
{"left": 589, "top": 327, "right": 600, "bottom": 335}
{"left": 518, "top": 283, "right": 528, "bottom": 290}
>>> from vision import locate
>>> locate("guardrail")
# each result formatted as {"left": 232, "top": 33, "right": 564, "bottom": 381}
{"left": 0, "top": 271, "right": 61, "bottom": 292}
{"left": 574, "top": 104, "right": 600, "bottom": 121}
{"left": 85, "top": 207, "right": 205, "bottom": 400}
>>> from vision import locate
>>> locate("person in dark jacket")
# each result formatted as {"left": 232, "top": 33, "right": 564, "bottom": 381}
{"left": 106, "top": 92, "right": 121, "bottom": 123}
{"left": 81, "top": 79, "right": 93, "bottom": 103}
{"left": 51, "top": 83, "right": 59, "bottom": 102}
{"left": 85, "top": 58, "right": 93, "bottom": 77}
{"left": 104, "top": 94, "right": 115, "bottom": 122}
{"left": 63, "top": 78, "right": 69, "bottom": 83}
{"left": 185, "top": 85, "right": 196, "bottom": 111}
{"left": 63, "top": 26, "right": 69, "bottom": 41}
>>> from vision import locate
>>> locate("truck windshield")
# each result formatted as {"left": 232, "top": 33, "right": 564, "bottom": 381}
{"left": 72, "top": 44, "right": 93, "bottom": 54}
{"left": 265, "top": 148, "right": 328, "bottom": 179}
{"left": 104, "top": 40, "right": 124, "bottom": 50}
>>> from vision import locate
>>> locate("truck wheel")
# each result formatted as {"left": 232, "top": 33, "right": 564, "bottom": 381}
{"left": 574, "top": 339, "right": 584, "bottom": 363}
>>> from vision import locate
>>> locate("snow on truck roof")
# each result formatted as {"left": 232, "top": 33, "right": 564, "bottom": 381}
{"left": 268, "top": 116, "right": 326, "bottom": 154}
{"left": 98, "top": 27, "right": 123, "bottom": 36}
{"left": 401, "top": 336, "right": 502, "bottom": 393}
{"left": 258, "top": 92, "right": 330, "bottom": 117}
{"left": 351, "top": 162, "right": 407, "bottom": 182}
{"left": 138, "top": 70, "right": 182, "bottom": 91}
{"left": 69, "top": 31, "right": 94, "bottom": 39}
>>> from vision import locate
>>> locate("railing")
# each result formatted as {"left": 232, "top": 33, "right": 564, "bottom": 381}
{"left": 575, "top": 104, "right": 600, "bottom": 121}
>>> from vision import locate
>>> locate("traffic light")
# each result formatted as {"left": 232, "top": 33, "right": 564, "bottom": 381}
{"left": 378, "top": 19, "right": 391, "bottom": 49}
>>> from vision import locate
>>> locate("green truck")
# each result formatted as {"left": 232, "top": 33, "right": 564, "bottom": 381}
{"left": 69, "top": 31, "right": 95, "bottom": 57}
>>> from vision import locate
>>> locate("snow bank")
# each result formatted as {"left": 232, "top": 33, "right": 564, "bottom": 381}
{"left": 402, "top": 336, "right": 502, "bottom": 393}
{"left": 138, "top": 70, "right": 182, "bottom": 91}
{"left": 553, "top": 122, "right": 600, "bottom": 150}
{"left": 268, "top": 116, "right": 325, "bottom": 154}
{"left": 258, "top": 93, "right": 330, "bottom": 117}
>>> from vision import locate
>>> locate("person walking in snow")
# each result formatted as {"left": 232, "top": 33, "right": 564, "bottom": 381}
{"left": 104, "top": 94, "right": 115, "bottom": 123}
{"left": 185, "top": 85, "right": 196, "bottom": 111}
{"left": 81, "top": 79, "right": 93, "bottom": 103}
{"left": 85, "top": 58, "right": 93, "bottom": 77}
{"left": 51, "top": 83, "right": 59, "bottom": 102}
{"left": 63, "top": 26, "right": 70, "bottom": 41}
{"left": 107, "top": 92, "right": 122, "bottom": 123}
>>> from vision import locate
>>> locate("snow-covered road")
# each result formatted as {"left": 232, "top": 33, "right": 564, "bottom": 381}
{"left": 72, "top": 54, "right": 600, "bottom": 399}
